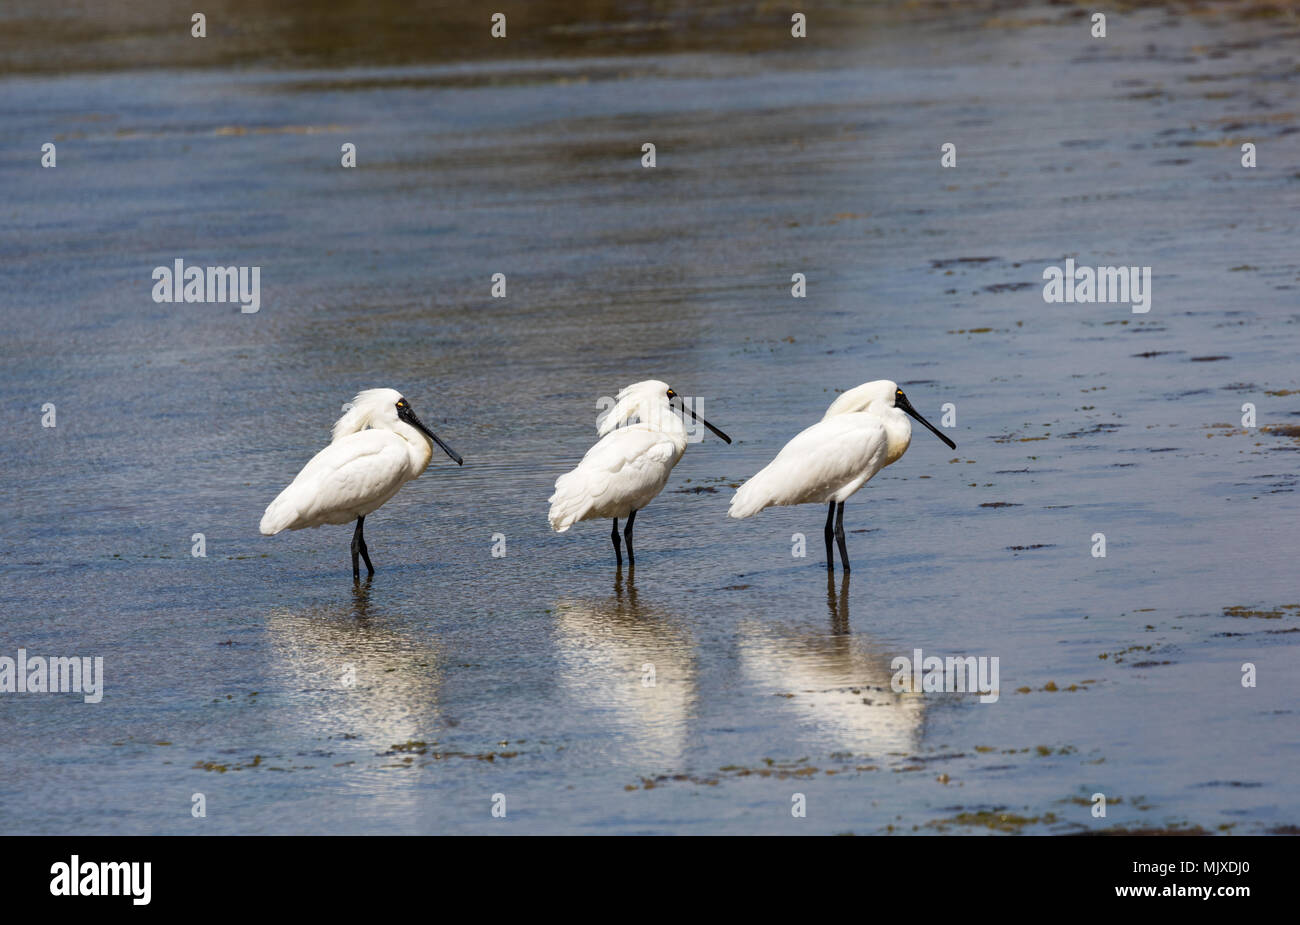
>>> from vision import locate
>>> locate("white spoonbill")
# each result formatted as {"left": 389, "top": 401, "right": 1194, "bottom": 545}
{"left": 260, "top": 388, "right": 463, "bottom": 580}
{"left": 548, "top": 379, "right": 731, "bottom": 566}
{"left": 728, "top": 380, "right": 955, "bottom": 571}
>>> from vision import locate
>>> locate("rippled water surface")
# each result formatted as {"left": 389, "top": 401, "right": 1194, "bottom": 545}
{"left": 2, "top": 2, "right": 1298, "bottom": 833}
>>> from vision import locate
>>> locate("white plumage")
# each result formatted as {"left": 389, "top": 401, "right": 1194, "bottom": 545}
{"left": 261, "top": 431, "right": 419, "bottom": 534}
{"left": 549, "top": 379, "right": 730, "bottom": 565}
{"left": 729, "top": 412, "right": 892, "bottom": 517}
{"left": 549, "top": 429, "right": 681, "bottom": 530}
{"left": 549, "top": 381, "right": 685, "bottom": 531}
{"left": 729, "top": 379, "right": 954, "bottom": 570}
{"left": 260, "top": 387, "right": 462, "bottom": 579}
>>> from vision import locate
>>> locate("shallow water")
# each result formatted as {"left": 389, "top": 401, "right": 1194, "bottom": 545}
{"left": 2, "top": 3, "right": 1298, "bottom": 833}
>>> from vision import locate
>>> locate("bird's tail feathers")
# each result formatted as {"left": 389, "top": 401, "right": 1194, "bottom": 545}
{"left": 260, "top": 496, "right": 296, "bottom": 535}
{"left": 260, "top": 484, "right": 310, "bottom": 535}
{"left": 547, "top": 470, "right": 592, "bottom": 533}
{"left": 728, "top": 468, "right": 776, "bottom": 519}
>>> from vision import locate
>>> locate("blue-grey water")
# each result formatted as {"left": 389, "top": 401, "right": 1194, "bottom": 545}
{"left": 2, "top": 3, "right": 1298, "bottom": 834}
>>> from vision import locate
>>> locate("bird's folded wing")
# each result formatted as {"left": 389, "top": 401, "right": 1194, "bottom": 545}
{"left": 264, "top": 432, "right": 410, "bottom": 530}
{"left": 738, "top": 415, "right": 888, "bottom": 509}
{"left": 576, "top": 427, "right": 677, "bottom": 499}
{"left": 548, "top": 427, "right": 680, "bottom": 531}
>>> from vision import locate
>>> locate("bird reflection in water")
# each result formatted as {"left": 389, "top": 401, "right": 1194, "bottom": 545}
{"left": 351, "top": 578, "right": 374, "bottom": 622}
{"left": 263, "top": 590, "right": 444, "bottom": 756}
{"left": 739, "top": 574, "right": 926, "bottom": 760}
{"left": 827, "top": 570, "right": 850, "bottom": 636}
{"left": 551, "top": 567, "right": 696, "bottom": 771}
{"left": 612, "top": 563, "right": 637, "bottom": 607}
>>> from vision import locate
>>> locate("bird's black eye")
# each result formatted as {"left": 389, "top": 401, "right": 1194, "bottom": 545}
{"left": 396, "top": 400, "right": 406, "bottom": 409}
{"left": 666, "top": 389, "right": 676, "bottom": 399}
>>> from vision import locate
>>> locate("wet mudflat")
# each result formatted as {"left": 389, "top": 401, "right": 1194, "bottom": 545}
{"left": 1, "top": 2, "right": 1297, "bottom": 833}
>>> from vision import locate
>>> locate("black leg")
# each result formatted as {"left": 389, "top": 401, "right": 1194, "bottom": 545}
{"left": 834, "top": 502, "right": 850, "bottom": 572}
{"left": 824, "top": 501, "right": 836, "bottom": 571}
{"left": 611, "top": 518, "right": 622, "bottom": 566}
{"left": 358, "top": 534, "right": 374, "bottom": 578}
{"left": 351, "top": 516, "right": 361, "bottom": 580}
{"left": 352, "top": 515, "right": 375, "bottom": 581}
{"left": 623, "top": 509, "right": 637, "bottom": 565}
